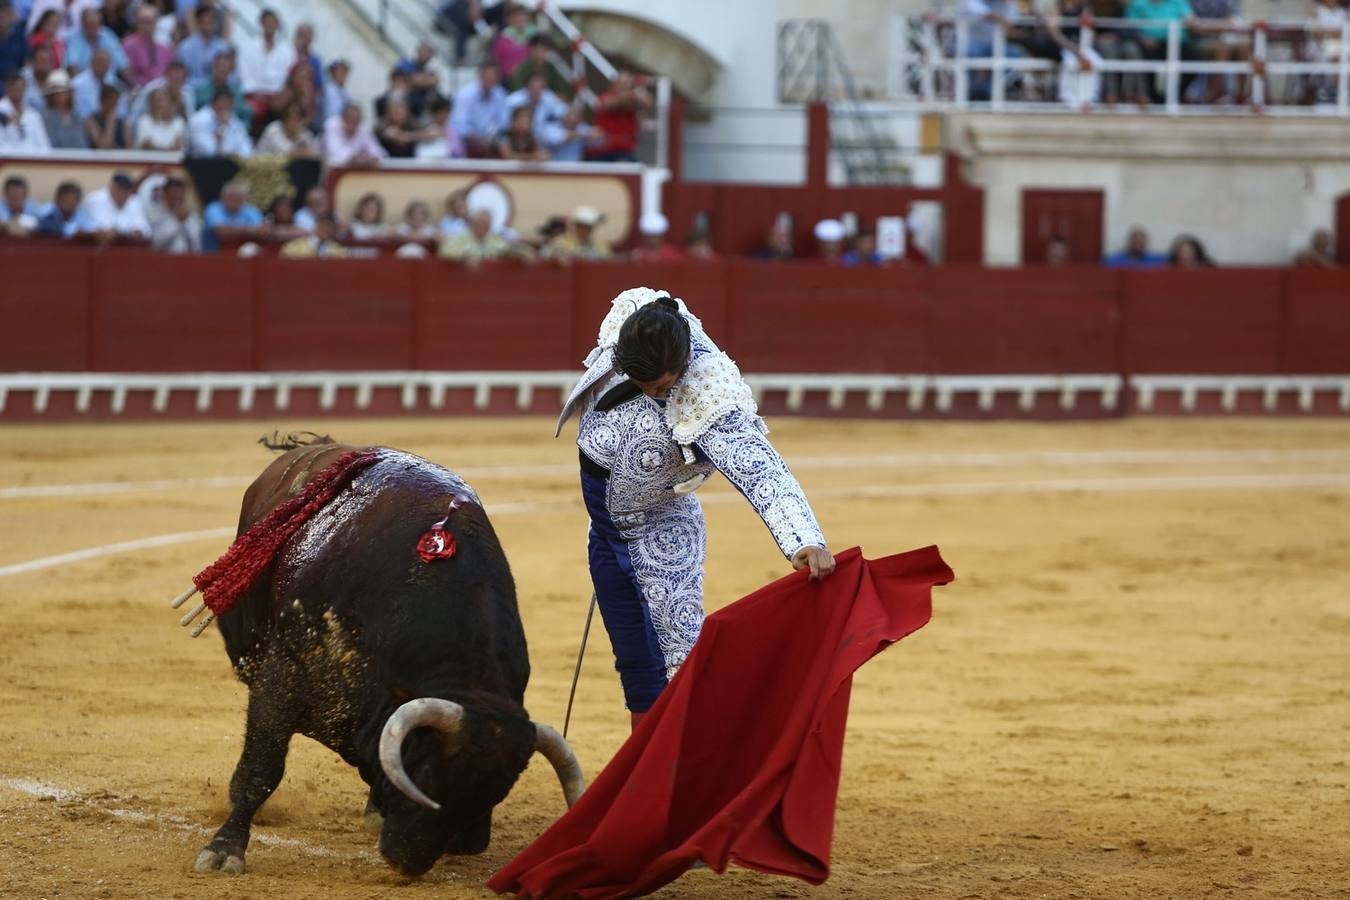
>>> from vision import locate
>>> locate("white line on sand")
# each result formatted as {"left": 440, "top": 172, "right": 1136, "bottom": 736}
{"left": 6, "top": 448, "right": 1350, "bottom": 500}
{"left": 3, "top": 471, "right": 1349, "bottom": 579}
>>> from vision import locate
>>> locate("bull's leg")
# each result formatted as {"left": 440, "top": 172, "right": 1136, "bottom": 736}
{"left": 195, "top": 692, "right": 292, "bottom": 875}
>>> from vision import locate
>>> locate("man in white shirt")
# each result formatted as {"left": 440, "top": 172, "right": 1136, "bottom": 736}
{"left": 71, "top": 172, "right": 152, "bottom": 238}
{"left": 450, "top": 61, "right": 508, "bottom": 157}
{"left": 237, "top": 7, "right": 295, "bottom": 101}
{"left": 322, "top": 102, "right": 386, "bottom": 166}
{"left": 0, "top": 71, "right": 50, "bottom": 152}
{"left": 506, "top": 72, "right": 568, "bottom": 139}
{"left": 71, "top": 47, "right": 127, "bottom": 119}
{"left": 189, "top": 86, "right": 254, "bottom": 156}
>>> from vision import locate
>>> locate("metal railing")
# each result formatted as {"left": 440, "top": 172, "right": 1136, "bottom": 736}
{"left": 894, "top": 14, "right": 1350, "bottom": 115}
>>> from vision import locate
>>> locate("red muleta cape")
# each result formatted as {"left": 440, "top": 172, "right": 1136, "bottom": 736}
{"left": 488, "top": 545, "right": 953, "bottom": 899}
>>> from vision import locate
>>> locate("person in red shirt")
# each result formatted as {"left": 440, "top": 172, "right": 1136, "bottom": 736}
{"left": 586, "top": 69, "right": 652, "bottom": 162}
{"left": 629, "top": 212, "right": 683, "bottom": 263}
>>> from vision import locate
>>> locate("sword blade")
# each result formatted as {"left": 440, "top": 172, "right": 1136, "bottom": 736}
{"left": 563, "top": 592, "right": 597, "bottom": 739}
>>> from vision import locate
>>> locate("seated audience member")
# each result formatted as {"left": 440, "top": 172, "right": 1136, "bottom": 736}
{"left": 438, "top": 189, "right": 469, "bottom": 235}
{"left": 1121, "top": 0, "right": 1199, "bottom": 104}
{"left": 201, "top": 178, "right": 262, "bottom": 251}
{"left": 1103, "top": 225, "right": 1167, "bottom": 267}
{"left": 813, "top": 218, "right": 845, "bottom": 262}
{"left": 497, "top": 103, "right": 547, "bottom": 160}
{"left": 587, "top": 70, "right": 652, "bottom": 162}
{"left": 192, "top": 48, "right": 252, "bottom": 127}
{"left": 400, "top": 40, "right": 445, "bottom": 118}
{"left": 0, "top": 1, "right": 26, "bottom": 81}
{"left": 372, "top": 65, "right": 411, "bottom": 121}
{"left": 28, "top": 9, "right": 64, "bottom": 70}
{"left": 491, "top": 4, "right": 534, "bottom": 78}
{"left": 1042, "top": 233, "right": 1071, "bottom": 265}
{"left": 280, "top": 211, "right": 347, "bottom": 257}
{"left": 348, "top": 191, "right": 387, "bottom": 239}
{"left": 1188, "top": 0, "right": 1247, "bottom": 103}
{"left": 322, "top": 57, "right": 351, "bottom": 121}
{"left": 377, "top": 96, "right": 429, "bottom": 158}
{"left": 293, "top": 186, "right": 333, "bottom": 232}
{"left": 189, "top": 86, "right": 253, "bottom": 155}
{"left": 292, "top": 21, "right": 323, "bottom": 92}
{"left": 1168, "top": 233, "right": 1215, "bottom": 267}
{"left": 842, "top": 230, "right": 883, "bottom": 266}
{"left": 397, "top": 200, "right": 436, "bottom": 239}
{"left": 268, "top": 59, "right": 322, "bottom": 132}
{"left": 256, "top": 101, "right": 318, "bottom": 156}
{"left": 415, "top": 96, "right": 465, "bottom": 159}
{"left": 438, "top": 207, "right": 516, "bottom": 264}
{"left": 534, "top": 214, "right": 565, "bottom": 248}
{"left": 323, "top": 101, "right": 386, "bottom": 166}
{"left": 539, "top": 105, "right": 598, "bottom": 161}
{"left": 20, "top": 42, "right": 56, "bottom": 113}
{"left": 40, "top": 70, "right": 88, "bottom": 147}
{"left": 451, "top": 60, "right": 507, "bottom": 157}
{"left": 541, "top": 204, "right": 612, "bottom": 261}
{"left": 506, "top": 70, "right": 567, "bottom": 131}
{"left": 175, "top": 4, "right": 227, "bottom": 82}
{"left": 72, "top": 47, "right": 124, "bottom": 119}
{"left": 685, "top": 230, "right": 718, "bottom": 261}
{"left": 630, "top": 212, "right": 683, "bottom": 263}
{"left": 238, "top": 8, "right": 295, "bottom": 118}
{"left": 126, "top": 58, "right": 191, "bottom": 125}
{"left": 1, "top": 173, "right": 39, "bottom": 235}
{"left": 134, "top": 84, "right": 185, "bottom": 150}
{"left": 151, "top": 176, "right": 203, "bottom": 253}
{"left": 437, "top": 0, "right": 508, "bottom": 64}
{"left": 753, "top": 221, "right": 794, "bottom": 260}
{"left": 1294, "top": 229, "right": 1338, "bottom": 268}
{"left": 508, "top": 35, "right": 569, "bottom": 95}
{"left": 0, "top": 70, "right": 50, "bottom": 151}
{"left": 37, "top": 180, "right": 82, "bottom": 235}
{"left": 71, "top": 171, "right": 152, "bottom": 239}
{"left": 85, "top": 82, "right": 127, "bottom": 147}
{"left": 67, "top": 7, "right": 129, "bottom": 76}
{"left": 122, "top": 4, "right": 172, "bottom": 87}
{"left": 958, "top": 0, "right": 1030, "bottom": 100}
{"left": 266, "top": 193, "right": 302, "bottom": 237}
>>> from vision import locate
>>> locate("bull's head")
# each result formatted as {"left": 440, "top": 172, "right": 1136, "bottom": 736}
{"left": 375, "top": 698, "right": 585, "bottom": 876}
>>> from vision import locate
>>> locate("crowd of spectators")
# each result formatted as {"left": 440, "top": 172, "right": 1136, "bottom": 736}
{"left": 1036, "top": 224, "right": 1340, "bottom": 267}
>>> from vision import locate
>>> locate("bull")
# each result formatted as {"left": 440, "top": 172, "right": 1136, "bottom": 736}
{"left": 178, "top": 436, "right": 583, "bottom": 876}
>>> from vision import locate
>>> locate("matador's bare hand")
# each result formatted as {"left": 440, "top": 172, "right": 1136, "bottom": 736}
{"left": 792, "top": 546, "right": 836, "bottom": 581}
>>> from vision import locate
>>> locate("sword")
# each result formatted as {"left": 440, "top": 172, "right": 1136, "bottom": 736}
{"left": 563, "top": 592, "right": 597, "bottom": 739}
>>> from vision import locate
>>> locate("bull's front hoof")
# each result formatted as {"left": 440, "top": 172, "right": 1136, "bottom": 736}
{"left": 194, "top": 847, "right": 246, "bottom": 875}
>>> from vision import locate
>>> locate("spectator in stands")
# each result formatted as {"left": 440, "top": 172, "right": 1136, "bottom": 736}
{"left": 958, "top": 0, "right": 1030, "bottom": 100}
{"left": 323, "top": 101, "right": 386, "bottom": 166}
{"left": 542, "top": 204, "right": 612, "bottom": 261}
{"left": 414, "top": 95, "right": 465, "bottom": 159}
{"left": 0, "top": 1, "right": 25, "bottom": 81}
{"left": 21, "top": 42, "right": 54, "bottom": 111}
{"left": 1025, "top": 0, "right": 1105, "bottom": 106}
{"left": 438, "top": 189, "right": 469, "bottom": 234}
{"left": 122, "top": 3, "right": 171, "bottom": 87}
{"left": 497, "top": 103, "right": 547, "bottom": 160}
{"left": 293, "top": 186, "right": 333, "bottom": 232}
{"left": 40, "top": 69, "right": 87, "bottom": 147}
{"left": 630, "top": 212, "right": 683, "bottom": 263}
{"left": 192, "top": 48, "right": 251, "bottom": 126}
{"left": 238, "top": 8, "right": 294, "bottom": 121}
{"left": 1168, "top": 233, "right": 1215, "bottom": 266}
{"left": 1121, "top": 0, "right": 1198, "bottom": 104}
{"left": 1103, "top": 225, "right": 1167, "bottom": 266}
{"left": 150, "top": 176, "right": 203, "bottom": 253}
{"left": 1189, "top": 0, "right": 1247, "bottom": 103}
{"left": 280, "top": 211, "right": 347, "bottom": 257}
{"left": 322, "top": 57, "right": 350, "bottom": 121}
{"left": 268, "top": 60, "right": 321, "bottom": 131}
{"left": 133, "top": 84, "right": 185, "bottom": 150}
{"left": 202, "top": 179, "right": 262, "bottom": 251}
{"left": 540, "top": 106, "right": 599, "bottom": 161}
{"left": 175, "top": 5, "right": 226, "bottom": 83}
{"left": 72, "top": 47, "right": 123, "bottom": 118}
{"left": 1303, "top": 0, "right": 1347, "bottom": 104}
{"left": 492, "top": 4, "right": 534, "bottom": 79}
{"left": 0, "top": 174, "right": 39, "bottom": 235}
{"left": 398, "top": 200, "right": 436, "bottom": 239}
{"left": 1043, "top": 233, "right": 1071, "bottom": 265}
{"left": 439, "top": 207, "right": 516, "bottom": 264}
{"left": 37, "top": 180, "right": 81, "bottom": 235}
{"left": 1293, "top": 229, "right": 1338, "bottom": 267}
{"left": 127, "top": 58, "right": 191, "bottom": 126}
{"left": 85, "top": 82, "right": 127, "bottom": 147}
{"left": 753, "top": 221, "right": 794, "bottom": 260}
{"left": 189, "top": 86, "right": 252, "bottom": 156}
{"left": 28, "top": 9, "right": 63, "bottom": 69}
{"left": 451, "top": 60, "right": 508, "bottom": 157}
{"left": 842, "top": 231, "right": 883, "bottom": 266}
{"left": 256, "top": 101, "right": 318, "bottom": 156}
{"left": 400, "top": 40, "right": 445, "bottom": 119}
{"left": 685, "top": 230, "right": 718, "bottom": 261}
{"left": 373, "top": 66, "right": 411, "bottom": 121}
{"left": 349, "top": 191, "right": 387, "bottom": 239}
{"left": 507, "top": 70, "right": 567, "bottom": 133}
{"left": 101, "top": 0, "right": 132, "bottom": 39}
{"left": 814, "top": 218, "right": 845, "bottom": 262}
{"left": 71, "top": 172, "right": 151, "bottom": 239}
{"left": 0, "top": 70, "right": 49, "bottom": 150}
{"left": 265, "top": 193, "right": 304, "bottom": 240}
{"left": 67, "top": 7, "right": 128, "bottom": 77}
{"left": 508, "top": 35, "right": 568, "bottom": 95}
{"left": 292, "top": 21, "right": 323, "bottom": 91}
{"left": 437, "top": 0, "right": 507, "bottom": 64}
{"left": 588, "top": 70, "right": 652, "bottom": 162}
{"left": 377, "top": 96, "right": 427, "bottom": 158}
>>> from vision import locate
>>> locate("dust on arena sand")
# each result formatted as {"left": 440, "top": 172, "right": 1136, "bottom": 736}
{"left": 1, "top": 416, "right": 1348, "bottom": 900}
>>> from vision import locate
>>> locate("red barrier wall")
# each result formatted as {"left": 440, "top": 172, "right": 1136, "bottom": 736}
{"left": 4, "top": 252, "right": 1350, "bottom": 377}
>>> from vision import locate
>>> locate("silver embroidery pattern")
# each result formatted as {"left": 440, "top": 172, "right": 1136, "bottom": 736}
{"left": 617, "top": 493, "right": 707, "bottom": 678}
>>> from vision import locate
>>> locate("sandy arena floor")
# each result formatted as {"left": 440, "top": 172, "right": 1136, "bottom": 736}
{"left": 1, "top": 416, "right": 1348, "bottom": 899}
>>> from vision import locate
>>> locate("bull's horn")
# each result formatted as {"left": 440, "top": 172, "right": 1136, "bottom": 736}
{"left": 532, "top": 722, "right": 585, "bottom": 808}
{"left": 378, "top": 698, "right": 465, "bottom": 812}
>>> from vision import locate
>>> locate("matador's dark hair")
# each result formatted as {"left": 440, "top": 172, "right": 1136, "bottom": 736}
{"left": 613, "top": 296, "right": 690, "bottom": 383}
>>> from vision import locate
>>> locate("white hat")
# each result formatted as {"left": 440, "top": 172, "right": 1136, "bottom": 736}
{"left": 42, "top": 69, "right": 72, "bottom": 93}
{"left": 394, "top": 242, "right": 428, "bottom": 258}
{"left": 639, "top": 212, "right": 668, "bottom": 236}
{"left": 814, "top": 218, "right": 845, "bottom": 242}
{"left": 572, "top": 205, "right": 604, "bottom": 226}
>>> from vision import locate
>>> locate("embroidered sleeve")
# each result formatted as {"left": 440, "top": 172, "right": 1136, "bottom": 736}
{"left": 697, "top": 409, "right": 826, "bottom": 560}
